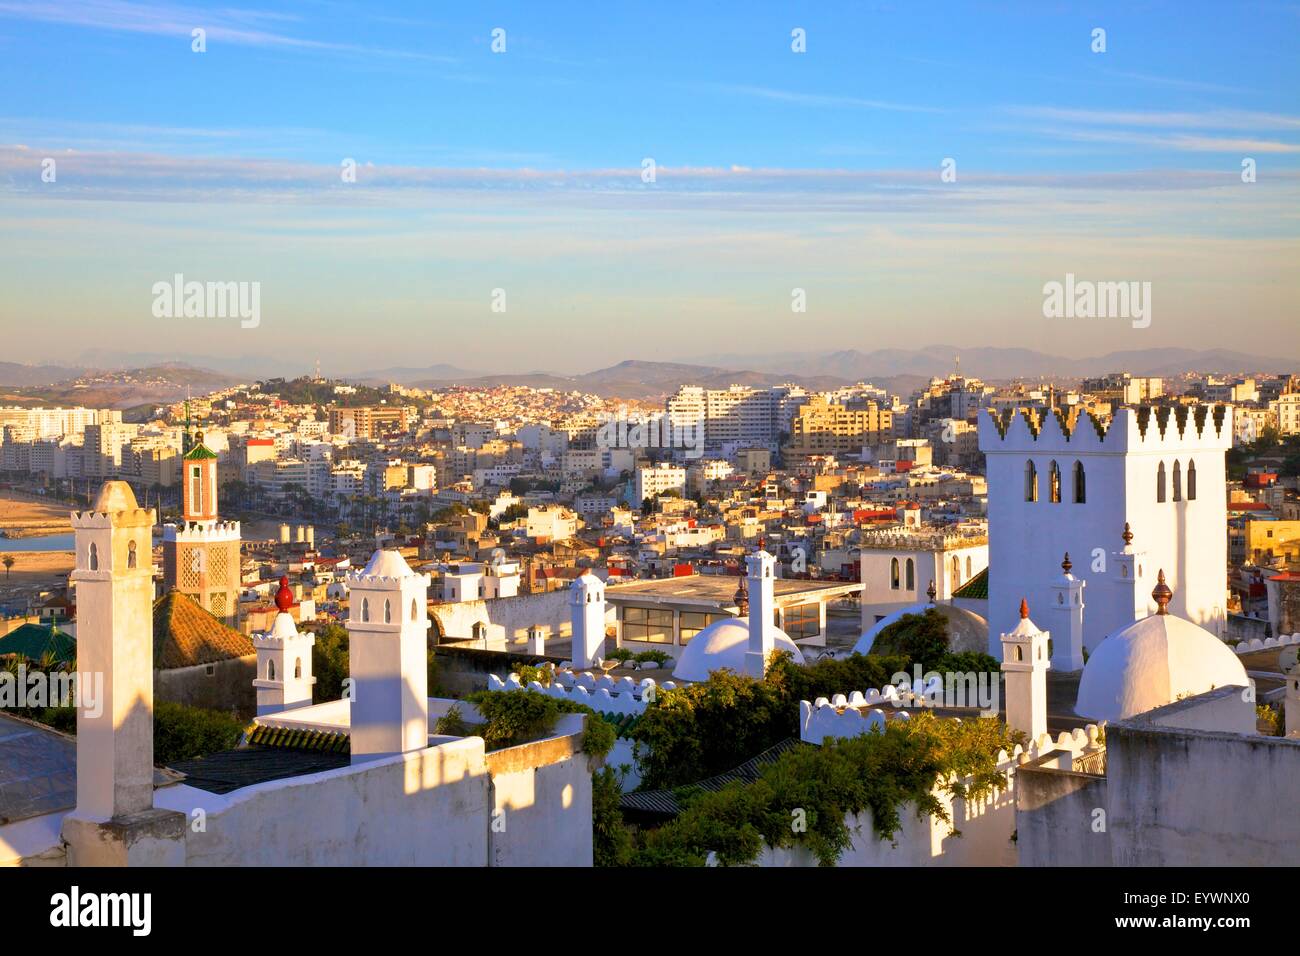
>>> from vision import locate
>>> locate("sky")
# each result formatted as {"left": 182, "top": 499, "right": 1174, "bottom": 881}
{"left": 0, "top": 0, "right": 1297, "bottom": 376}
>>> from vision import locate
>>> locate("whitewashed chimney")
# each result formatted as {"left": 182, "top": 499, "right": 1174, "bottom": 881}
{"left": 743, "top": 549, "right": 777, "bottom": 678}
{"left": 570, "top": 571, "right": 606, "bottom": 669}
{"left": 1000, "top": 598, "right": 1050, "bottom": 741}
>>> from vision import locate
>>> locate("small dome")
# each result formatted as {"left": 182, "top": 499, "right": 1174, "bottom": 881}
{"left": 360, "top": 548, "right": 415, "bottom": 579}
{"left": 93, "top": 480, "right": 139, "bottom": 513}
{"left": 853, "top": 603, "right": 988, "bottom": 656}
{"left": 672, "top": 617, "right": 804, "bottom": 682}
{"left": 1075, "top": 614, "right": 1248, "bottom": 722}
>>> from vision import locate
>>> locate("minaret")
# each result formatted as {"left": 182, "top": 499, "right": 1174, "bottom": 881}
{"left": 1000, "top": 598, "right": 1050, "bottom": 741}
{"left": 68, "top": 481, "right": 156, "bottom": 820}
{"left": 1050, "top": 552, "right": 1086, "bottom": 671}
{"left": 1112, "top": 522, "right": 1149, "bottom": 629}
{"left": 569, "top": 570, "right": 606, "bottom": 670}
{"left": 253, "top": 576, "right": 316, "bottom": 716}
{"left": 743, "top": 548, "right": 777, "bottom": 678}
{"left": 346, "top": 549, "right": 431, "bottom": 762}
{"left": 164, "top": 428, "right": 241, "bottom": 624}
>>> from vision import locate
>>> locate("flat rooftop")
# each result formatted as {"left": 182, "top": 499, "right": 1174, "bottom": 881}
{"left": 605, "top": 575, "right": 861, "bottom": 610}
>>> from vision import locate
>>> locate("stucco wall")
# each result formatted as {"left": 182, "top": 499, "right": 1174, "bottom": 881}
{"left": 1015, "top": 756, "right": 1111, "bottom": 866}
{"left": 1107, "top": 720, "right": 1300, "bottom": 865}
{"left": 154, "top": 737, "right": 493, "bottom": 866}
{"left": 155, "top": 656, "right": 257, "bottom": 717}
{"left": 432, "top": 588, "right": 573, "bottom": 645}
{"left": 756, "top": 774, "right": 1017, "bottom": 867}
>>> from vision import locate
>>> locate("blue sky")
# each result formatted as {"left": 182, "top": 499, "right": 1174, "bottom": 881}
{"left": 0, "top": 1, "right": 1297, "bottom": 375}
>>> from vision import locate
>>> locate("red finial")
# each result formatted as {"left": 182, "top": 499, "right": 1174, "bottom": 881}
{"left": 1019, "top": 598, "right": 1029, "bottom": 620}
{"left": 275, "top": 576, "right": 293, "bottom": 612}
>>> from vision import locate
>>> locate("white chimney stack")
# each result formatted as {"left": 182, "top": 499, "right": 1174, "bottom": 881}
{"left": 570, "top": 571, "right": 606, "bottom": 669}
{"left": 744, "top": 549, "right": 777, "bottom": 678}
{"left": 346, "top": 549, "right": 431, "bottom": 762}
{"left": 1000, "top": 598, "right": 1050, "bottom": 741}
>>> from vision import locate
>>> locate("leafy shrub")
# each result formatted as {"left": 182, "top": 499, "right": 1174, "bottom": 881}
{"left": 465, "top": 690, "right": 615, "bottom": 757}
{"left": 154, "top": 701, "right": 247, "bottom": 765}
{"left": 604, "top": 648, "right": 634, "bottom": 663}
{"left": 593, "top": 766, "right": 635, "bottom": 866}
{"left": 629, "top": 711, "right": 1020, "bottom": 867}
{"left": 867, "top": 608, "right": 950, "bottom": 668}
{"left": 433, "top": 705, "right": 473, "bottom": 737}
{"left": 633, "top": 650, "right": 671, "bottom": 665}
{"left": 513, "top": 663, "right": 552, "bottom": 687}
{"left": 311, "top": 621, "right": 441, "bottom": 700}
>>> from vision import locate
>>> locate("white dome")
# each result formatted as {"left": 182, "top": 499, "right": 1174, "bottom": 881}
{"left": 359, "top": 548, "right": 415, "bottom": 579}
{"left": 1075, "top": 613, "right": 1248, "bottom": 722}
{"left": 853, "top": 603, "right": 989, "bottom": 656}
{"left": 672, "top": 617, "right": 805, "bottom": 682}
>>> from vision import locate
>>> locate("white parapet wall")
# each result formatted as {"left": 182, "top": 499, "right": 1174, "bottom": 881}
{"left": 485, "top": 670, "right": 677, "bottom": 717}
{"left": 1231, "top": 632, "right": 1300, "bottom": 655}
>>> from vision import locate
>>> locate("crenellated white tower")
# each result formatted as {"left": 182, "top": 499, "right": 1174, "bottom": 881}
{"left": 252, "top": 576, "right": 316, "bottom": 716}
{"left": 744, "top": 548, "right": 777, "bottom": 678}
{"left": 980, "top": 404, "right": 1231, "bottom": 661}
{"left": 68, "top": 481, "right": 157, "bottom": 821}
{"left": 1000, "top": 598, "right": 1050, "bottom": 741}
{"left": 346, "top": 549, "right": 431, "bottom": 762}
{"left": 570, "top": 571, "right": 606, "bottom": 670}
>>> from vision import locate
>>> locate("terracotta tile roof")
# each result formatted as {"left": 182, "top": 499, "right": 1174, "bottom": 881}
{"left": 153, "top": 591, "right": 255, "bottom": 670}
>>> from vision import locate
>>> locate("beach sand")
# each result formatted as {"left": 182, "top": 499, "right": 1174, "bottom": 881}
{"left": 0, "top": 489, "right": 73, "bottom": 538}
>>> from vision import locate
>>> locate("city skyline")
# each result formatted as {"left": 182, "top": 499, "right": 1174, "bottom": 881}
{"left": 2, "top": 1, "right": 1298, "bottom": 370}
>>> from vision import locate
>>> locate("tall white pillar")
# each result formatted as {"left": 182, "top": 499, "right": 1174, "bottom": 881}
{"left": 744, "top": 549, "right": 777, "bottom": 678}
{"left": 1112, "top": 522, "right": 1149, "bottom": 635}
{"left": 570, "top": 571, "right": 606, "bottom": 669}
{"left": 347, "top": 549, "right": 431, "bottom": 762}
{"left": 1050, "top": 553, "right": 1086, "bottom": 671}
{"left": 1000, "top": 598, "right": 1050, "bottom": 741}
{"left": 69, "top": 481, "right": 156, "bottom": 820}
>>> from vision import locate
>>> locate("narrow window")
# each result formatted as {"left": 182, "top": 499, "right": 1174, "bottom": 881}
{"left": 89, "top": 542, "right": 98, "bottom": 571}
{"left": 361, "top": 597, "right": 369, "bottom": 622}
{"left": 1025, "top": 461, "right": 1038, "bottom": 502}
{"left": 890, "top": 557, "right": 900, "bottom": 590}
{"left": 1157, "top": 461, "right": 1167, "bottom": 502}
{"left": 1188, "top": 460, "right": 1197, "bottom": 500}
{"left": 127, "top": 540, "right": 137, "bottom": 569}
{"left": 1049, "top": 460, "right": 1061, "bottom": 503}
{"left": 1173, "top": 460, "right": 1183, "bottom": 502}
{"left": 966, "top": 555, "right": 972, "bottom": 577}
{"left": 952, "top": 555, "right": 961, "bottom": 587}
{"left": 905, "top": 558, "right": 914, "bottom": 591}
{"left": 384, "top": 599, "right": 392, "bottom": 623}
{"left": 1073, "top": 461, "right": 1086, "bottom": 503}
{"left": 268, "top": 659, "right": 276, "bottom": 681}
{"left": 411, "top": 598, "right": 418, "bottom": 621}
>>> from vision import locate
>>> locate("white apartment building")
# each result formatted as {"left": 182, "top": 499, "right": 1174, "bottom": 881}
{"left": 634, "top": 462, "right": 687, "bottom": 503}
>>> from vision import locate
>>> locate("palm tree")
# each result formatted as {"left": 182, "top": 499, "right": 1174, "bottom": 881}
{"left": 2, "top": 554, "right": 13, "bottom": 579}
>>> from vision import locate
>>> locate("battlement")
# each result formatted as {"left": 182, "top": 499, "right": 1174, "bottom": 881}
{"left": 164, "top": 519, "right": 241, "bottom": 542}
{"left": 70, "top": 507, "right": 154, "bottom": 529}
{"left": 979, "top": 404, "right": 1232, "bottom": 455}
{"left": 858, "top": 526, "right": 988, "bottom": 551}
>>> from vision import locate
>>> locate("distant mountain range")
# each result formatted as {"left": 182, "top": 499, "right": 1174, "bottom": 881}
{"left": 1, "top": 345, "right": 1293, "bottom": 405}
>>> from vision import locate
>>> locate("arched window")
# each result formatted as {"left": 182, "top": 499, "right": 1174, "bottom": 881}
{"left": 410, "top": 598, "right": 418, "bottom": 621}
{"left": 361, "top": 598, "right": 370, "bottom": 623}
{"left": 268, "top": 659, "right": 276, "bottom": 681}
{"left": 890, "top": 558, "right": 900, "bottom": 590}
{"left": 1049, "top": 460, "right": 1061, "bottom": 503}
{"left": 294, "top": 658, "right": 302, "bottom": 679}
{"left": 89, "top": 542, "right": 98, "bottom": 571}
{"left": 966, "top": 555, "right": 972, "bottom": 577}
{"left": 1172, "top": 460, "right": 1183, "bottom": 501}
{"left": 384, "top": 599, "right": 392, "bottom": 623}
{"left": 1157, "top": 462, "right": 1167, "bottom": 502}
{"left": 905, "top": 558, "right": 915, "bottom": 590}
{"left": 127, "top": 540, "right": 137, "bottom": 569}
{"left": 1024, "top": 461, "right": 1038, "bottom": 502}
{"left": 1188, "top": 460, "right": 1197, "bottom": 500}
{"left": 1073, "top": 461, "right": 1086, "bottom": 503}
{"left": 952, "top": 555, "right": 961, "bottom": 587}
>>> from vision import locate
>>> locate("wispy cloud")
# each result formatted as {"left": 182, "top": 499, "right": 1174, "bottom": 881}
{"left": 709, "top": 83, "right": 944, "bottom": 114}
{"left": 0, "top": 0, "right": 455, "bottom": 62}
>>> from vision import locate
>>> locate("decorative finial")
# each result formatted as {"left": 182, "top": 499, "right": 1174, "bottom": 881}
{"left": 756, "top": 535, "right": 766, "bottom": 553}
{"left": 275, "top": 575, "right": 293, "bottom": 612}
{"left": 733, "top": 576, "right": 749, "bottom": 617}
{"left": 926, "top": 579, "right": 937, "bottom": 603}
{"left": 1122, "top": 522, "right": 1133, "bottom": 546}
{"left": 195, "top": 429, "right": 204, "bottom": 446}
{"left": 1019, "top": 597, "right": 1029, "bottom": 620}
{"left": 1061, "top": 552, "right": 1072, "bottom": 574}
{"left": 1152, "top": 569, "right": 1172, "bottom": 615}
